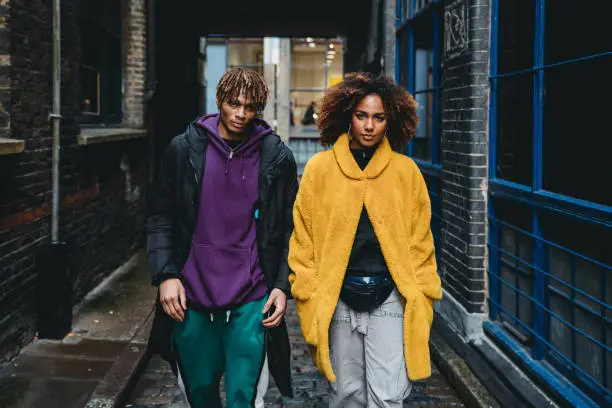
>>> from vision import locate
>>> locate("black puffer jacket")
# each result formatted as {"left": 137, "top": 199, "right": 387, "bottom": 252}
{"left": 146, "top": 120, "right": 297, "bottom": 397}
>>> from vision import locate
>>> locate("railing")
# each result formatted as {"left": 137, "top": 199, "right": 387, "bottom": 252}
{"left": 488, "top": 201, "right": 612, "bottom": 406}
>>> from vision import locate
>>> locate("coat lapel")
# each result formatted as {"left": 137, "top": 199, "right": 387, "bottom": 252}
{"left": 332, "top": 133, "right": 392, "bottom": 180}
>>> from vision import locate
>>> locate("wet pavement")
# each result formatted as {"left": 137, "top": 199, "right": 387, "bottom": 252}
{"left": 125, "top": 301, "right": 466, "bottom": 408}
{"left": 0, "top": 253, "right": 156, "bottom": 408}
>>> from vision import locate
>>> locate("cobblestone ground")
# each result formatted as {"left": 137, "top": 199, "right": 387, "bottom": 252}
{"left": 125, "top": 301, "right": 465, "bottom": 408}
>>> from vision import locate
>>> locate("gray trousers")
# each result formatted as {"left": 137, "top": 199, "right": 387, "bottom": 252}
{"left": 328, "top": 290, "right": 411, "bottom": 408}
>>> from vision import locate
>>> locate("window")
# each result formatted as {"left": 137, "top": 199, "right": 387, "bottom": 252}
{"left": 80, "top": 0, "right": 123, "bottom": 124}
{"left": 227, "top": 38, "right": 264, "bottom": 75}
{"left": 398, "top": 32, "right": 408, "bottom": 89}
{"left": 542, "top": 2, "right": 611, "bottom": 206}
{"left": 289, "top": 38, "right": 343, "bottom": 176}
{"left": 407, "top": 0, "right": 435, "bottom": 17}
{"left": 290, "top": 38, "right": 343, "bottom": 127}
{"left": 400, "top": 0, "right": 411, "bottom": 20}
{"left": 490, "top": 198, "right": 535, "bottom": 341}
{"left": 541, "top": 212, "right": 612, "bottom": 395}
{"left": 489, "top": 1, "right": 612, "bottom": 404}
{"left": 412, "top": 18, "right": 438, "bottom": 162}
{"left": 495, "top": 1, "right": 534, "bottom": 185}
{"left": 396, "top": 1, "right": 442, "bottom": 164}
{"left": 396, "top": 0, "right": 443, "bottom": 259}
{"left": 491, "top": 0, "right": 611, "bottom": 207}
{"left": 495, "top": 72, "right": 533, "bottom": 185}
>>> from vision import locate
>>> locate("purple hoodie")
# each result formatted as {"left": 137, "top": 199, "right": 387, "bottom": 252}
{"left": 181, "top": 114, "right": 272, "bottom": 310}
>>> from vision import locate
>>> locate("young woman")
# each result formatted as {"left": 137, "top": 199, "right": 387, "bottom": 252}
{"left": 288, "top": 72, "right": 442, "bottom": 407}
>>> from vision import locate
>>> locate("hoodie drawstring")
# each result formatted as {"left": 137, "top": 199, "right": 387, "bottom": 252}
{"left": 225, "top": 155, "right": 231, "bottom": 175}
{"left": 241, "top": 155, "right": 246, "bottom": 181}
{"left": 225, "top": 150, "right": 246, "bottom": 181}
{"left": 209, "top": 310, "right": 232, "bottom": 324}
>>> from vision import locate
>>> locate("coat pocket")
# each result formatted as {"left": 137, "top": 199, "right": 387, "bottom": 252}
{"left": 290, "top": 268, "right": 317, "bottom": 301}
{"left": 294, "top": 297, "right": 319, "bottom": 347}
{"left": 404, "top": 291, "right": 433, "bottom": 381}
{"left": 421, "top": 291, "right": 434, "bottom": 328}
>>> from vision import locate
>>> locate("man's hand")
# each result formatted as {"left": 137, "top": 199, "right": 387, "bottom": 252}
{"left": 160, "top": 278, "right": 187, "bottom": 322}
{"left": 262, "top": 288, "right": 287, "bottom": 328}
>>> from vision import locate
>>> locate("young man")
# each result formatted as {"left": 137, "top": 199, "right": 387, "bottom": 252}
{"left": 147, "top": 68, "right": 296, "bottom": 407}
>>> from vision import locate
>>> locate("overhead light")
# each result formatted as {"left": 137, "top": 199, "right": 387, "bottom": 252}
{"left": 329, "top": 43, "right": 335, "bottom": 49}
{"left": 308, "top": 42, "right": 316, "bottom": 48}
{"left": 306, "top": 37, "right": 314, "bottom": 42}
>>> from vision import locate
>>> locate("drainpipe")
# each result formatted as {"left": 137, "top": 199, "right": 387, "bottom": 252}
{"left": 50, "top": 0, "right": 61, "bottom": 242}
{"left": 37, "top": 0, "right": 72, "bottom": 340}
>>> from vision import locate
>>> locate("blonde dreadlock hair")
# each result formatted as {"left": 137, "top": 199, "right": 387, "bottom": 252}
{"left": 216, "top": 67, "right": 269, "bottom": 113}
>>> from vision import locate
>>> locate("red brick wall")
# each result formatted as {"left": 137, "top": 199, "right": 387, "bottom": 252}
{"left": 0, "top": 0, "right": 149, "bottom": 364}
{"left": 124, "top": 0, "right": 146, "bottom": 128}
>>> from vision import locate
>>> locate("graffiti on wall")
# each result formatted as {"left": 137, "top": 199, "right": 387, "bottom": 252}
{"left": 444, "top": 0, "right": 469, "bottom": 59}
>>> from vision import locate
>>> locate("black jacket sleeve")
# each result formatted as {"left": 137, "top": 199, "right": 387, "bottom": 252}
{"left": 274, "top": 149, "right": 299, "bottom": 295}
{"left": 147, "top": 137, "right": 181, "bottom": 286}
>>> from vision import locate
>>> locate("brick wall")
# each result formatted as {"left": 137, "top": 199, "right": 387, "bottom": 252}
{"left": 438, "top": 0, "right": 490, "bottom": 326}
{"left": 0, "top": 0, "right": 148, "bottom": 363}
{"left": 123, "top": 0, "right": 146, "bottom": 128}
{"left": 0, "top": 0, "right": 10, "bottom": 134}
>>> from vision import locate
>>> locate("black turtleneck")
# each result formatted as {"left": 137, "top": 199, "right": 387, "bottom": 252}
{"left": 346, "top": 145, "right": 389, "bottom": 277}
{"left": 351, "top": 145, "right": 377, "bottom": 170}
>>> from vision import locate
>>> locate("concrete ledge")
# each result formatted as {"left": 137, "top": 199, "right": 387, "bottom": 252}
{"left": 0, "top": 137, "right": 25, "bottom": 155}
{"left": 81, "top": 252, "right": 157, "bottom": 408}
{"left": 430, "top": 324, "right": 502, "bottom": 408}
{"left": 84, "top": 343, "right": 151, "bottom": 408}
{"left": 432, "top": 316, "right": 560, "bottom": 408}
{"left": 78, "top": 128, "right": 147, "bottom": 146}
{"left": 434, "top": 288, "right": 486, "bottom": 342}
{"left": 84, "top": 307, "right": 155, "bottom": 408}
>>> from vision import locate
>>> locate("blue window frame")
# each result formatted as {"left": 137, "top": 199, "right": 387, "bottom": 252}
{"left": 396, "top": 0, "right": 443, "bottom": 253}
{"left": 488, "top": 1, "right": 612, "bottom": 405}
{"left": 396, "top": 0, "right": 442, "bottom": 165}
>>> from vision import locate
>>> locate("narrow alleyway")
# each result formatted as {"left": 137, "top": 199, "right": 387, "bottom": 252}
{"left": 124, "top": 302, "right": 465, "bottom": 408}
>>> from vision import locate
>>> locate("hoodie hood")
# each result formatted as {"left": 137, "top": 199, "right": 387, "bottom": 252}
{"left": 197, "top": 114, "right": 273, "bottom": 176}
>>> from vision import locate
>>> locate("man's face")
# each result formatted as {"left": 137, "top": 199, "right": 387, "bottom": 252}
{"left": 219, "top": 93, "right": 258, "bottom": 136}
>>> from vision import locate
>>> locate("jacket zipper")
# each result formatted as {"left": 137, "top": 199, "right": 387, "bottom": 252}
{"left": 258, "top": 150, "right": 288, "bottom": 216}
{"left": 188, "top": 156, "right": 204, "bottom": 210}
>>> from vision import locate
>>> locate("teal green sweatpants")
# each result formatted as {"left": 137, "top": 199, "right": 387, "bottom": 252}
{"left": 172, "top": 295, "right": 267, "bottom": 408}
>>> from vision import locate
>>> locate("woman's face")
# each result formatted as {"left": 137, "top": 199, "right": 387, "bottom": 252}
{"left": 350, "top": 93, "right": 388, "bottom": 149}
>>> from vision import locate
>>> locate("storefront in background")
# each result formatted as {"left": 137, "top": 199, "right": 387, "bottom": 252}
{"left": 200, "top": 36, "right": 342, "bottom": 175}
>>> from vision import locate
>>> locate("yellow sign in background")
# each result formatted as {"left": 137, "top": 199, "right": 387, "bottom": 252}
{"left": 329, "top": 76, "right": 343, "bottom": 87}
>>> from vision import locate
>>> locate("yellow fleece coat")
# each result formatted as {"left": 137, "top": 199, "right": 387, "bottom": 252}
{"left": 288, "top": 133, "right": 443, "bottom": 383}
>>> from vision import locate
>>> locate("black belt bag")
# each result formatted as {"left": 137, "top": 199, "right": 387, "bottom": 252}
{"left": 339, "top": 274, "right": 395, "bottom": 313}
